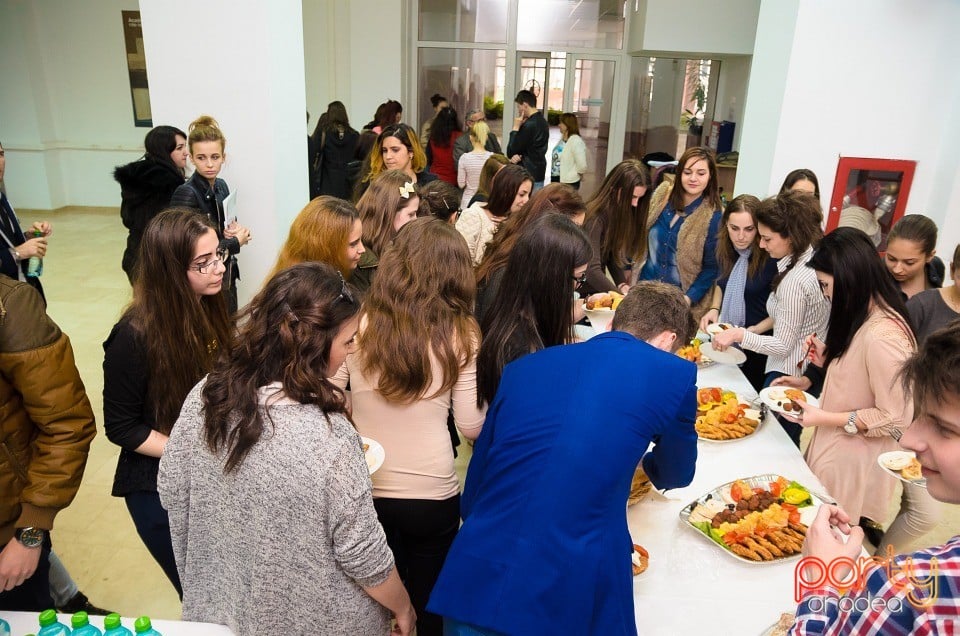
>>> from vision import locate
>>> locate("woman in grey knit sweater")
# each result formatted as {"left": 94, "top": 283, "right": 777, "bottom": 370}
{"left": 159, "top": 263, "right": 416, "bottom": 635}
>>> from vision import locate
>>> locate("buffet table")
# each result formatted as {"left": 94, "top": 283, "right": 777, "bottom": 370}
{"left": 629, "top": 362, "right": 828, "bottom": 635}
{"left": 0, "top": 611, "right": 236, "bottom": 635}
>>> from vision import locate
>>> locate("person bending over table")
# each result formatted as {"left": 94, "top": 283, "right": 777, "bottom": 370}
{"left": 791, "top": 320, "right": 960, "bottom": 634}
{"left": 428, "top": 281, "right": 698, "bottom": 636}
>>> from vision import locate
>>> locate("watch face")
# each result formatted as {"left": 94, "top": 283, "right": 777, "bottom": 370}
{"left": 16, "top": 527, "right": 44, "bottom": 548}
{"left": 844, "top": 422, "right": 858, "bottom": 434}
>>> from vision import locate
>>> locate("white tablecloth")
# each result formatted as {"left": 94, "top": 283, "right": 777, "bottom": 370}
{"left": 629, "top": 363, "right": 829, "bottom": 635}
{"left": 0, "top": 611, "right": 235, "bottom": 635}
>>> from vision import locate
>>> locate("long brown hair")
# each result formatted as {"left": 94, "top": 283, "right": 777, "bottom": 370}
{"left": 358, "top": 217, "right": 479, "bottom": 403}
{"left": 668, "top": 147, "right": 722, "bottom": 213}
{"left": 756, "top": 190, "right": 823, "bottom": 290}
{"left": 583, "top": 159, "right": 651, "bottom": 268}
{"left": 270, "top": 197, "right": 359, "bottom": 279}
{"left": 716, "top": 194, "right": 768, "bottom": 279}
{"left": 201, "top": 263, "right": 361, "bottom": 473}
{"left": 477, "top": 182, "right": 585, "bottom": 285}
{"left": 475, "top": 154, "right": 509, "bottom": 200}
{"left": 357, "top": 169, "right": 419, "bottom": 257}
{"left": 127, "top": 209, "right": 232, "bottom": 435}
{"left": 485, "top": 164, "right": 532, "bottom": 218}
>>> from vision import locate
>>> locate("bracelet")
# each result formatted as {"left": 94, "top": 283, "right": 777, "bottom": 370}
{"left": 708, "top": 307, "right": 720, "bottom": 311}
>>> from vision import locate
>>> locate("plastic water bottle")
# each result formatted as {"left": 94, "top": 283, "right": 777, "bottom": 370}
{"left": 102, "top": 614, "right": 132, "bottom": 636}
{"left": 26, "top": 229, "right": 43, "bottom": 277}
{"left": 36, "top": 608, "right": 70, "bottom": 635}
{"left": 133, "top": 616, "right": 162, "bottom": 636}
{"left": 70, "top": 611, "right": 102, "bottom": 636}
{"left": 0, "top": 616, "right": 11, "bottom": 636}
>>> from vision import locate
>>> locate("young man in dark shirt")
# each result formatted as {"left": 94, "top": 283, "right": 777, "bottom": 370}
{"left": 506, "top": 90, "right": 549, "bottom": 190}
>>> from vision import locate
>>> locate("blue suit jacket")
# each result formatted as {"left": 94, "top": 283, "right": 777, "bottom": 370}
{"left": 428, "top": 331, "right": 698, "bottom": 635}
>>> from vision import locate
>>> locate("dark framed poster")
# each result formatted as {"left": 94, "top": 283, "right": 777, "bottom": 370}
{"left": 122, "top": 10, "right": 152, "bottom": 127}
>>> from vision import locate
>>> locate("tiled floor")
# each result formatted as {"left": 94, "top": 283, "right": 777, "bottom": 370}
{"left": 26, "top": 206, "right": 959, "bottom": 621}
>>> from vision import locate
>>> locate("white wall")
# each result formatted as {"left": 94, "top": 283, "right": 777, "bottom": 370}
{"left": 0, "top": 0, "right": 147, "bottom": 209}
{"left": 629, "top": 0, "right": 760, "bottom": 56}
{"left": 737, "top": 0, "right": 960, "bottom": 255}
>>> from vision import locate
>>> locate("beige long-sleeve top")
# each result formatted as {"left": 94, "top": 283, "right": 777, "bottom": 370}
{"left": 332, "top": 338, "right": 486, "bottom": 500}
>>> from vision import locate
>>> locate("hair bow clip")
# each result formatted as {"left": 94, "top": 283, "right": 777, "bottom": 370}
{"left": 399, "top": 182, "right": 415, "bottom": 199}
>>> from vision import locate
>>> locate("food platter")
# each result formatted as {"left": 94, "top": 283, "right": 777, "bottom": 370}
{"left": 679, "top": 474, "right": 822, "bottom": 564}
{"left": 360, "top": 436, "right": 385, "bottom": 475}
{"left": 758, "top": 387, "right": 819, "bottom": 415}
{"left": 676, "top": 339, "right": 715, "bottom": 368}
{"left": 695, "top": 387, "right": 764, "bottom": 442}
{"left": 877, "top": 450, "right": 926, "bottom": 488}
{"left": 700, "top": 341, "right": 747, "bottom": 365}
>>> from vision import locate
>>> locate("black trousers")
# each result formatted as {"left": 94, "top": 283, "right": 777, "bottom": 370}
{"left": 0, "top": 536, "right": 53, "bottom": 611}
{"left": 374, "top": 495, "right": 460, "bottom": 636}
{"left": 125, "top": 491, "right": 182, "bottom": 598}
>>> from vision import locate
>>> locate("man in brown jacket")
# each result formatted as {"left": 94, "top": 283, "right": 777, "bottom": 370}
{"left": 0, "top": 274, "right": 96, "bottom": 610}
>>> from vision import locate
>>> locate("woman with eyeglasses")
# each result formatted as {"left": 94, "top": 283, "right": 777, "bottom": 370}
{"left": 331, "top": 217, "right": 485, "bottom": 636}
{"left": 474, "top": 183, "right": 587, "bottom": 323}
{"left": 456, "top": 164, "right": 533, "bottom": 266}
{"left": 352, "top": 170, "right": 421, "bottom": 293}
{"left": 457, "top": 119, "right": 493, "bottom": 209}
{"left": 269, "top": 196, "right": 365, "bottom": 280}
{"left": 354, "top": 123, "right": 437, "bottom": 202}
{"left": 102, "top": 209, "right": 233, "bottom": 597}
{"left": 477, "top": 213, "right": 592, "bottom": 407}
{"left": 158, "top": 262, "right": 416, "bottom": 635}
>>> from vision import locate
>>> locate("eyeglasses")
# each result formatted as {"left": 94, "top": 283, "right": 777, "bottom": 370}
{"left": 573, "top": 271, "right": 587, "bottom": 288}
{"left": 468, "top": 117, "right": 485, "bottom": 125}
{"left": 191, "top": 248, "right": 229, "bottom": 274}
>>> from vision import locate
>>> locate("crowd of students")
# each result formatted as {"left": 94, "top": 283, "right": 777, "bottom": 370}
{"left": 1, "top": 90, "right": 959, "bottom": 635}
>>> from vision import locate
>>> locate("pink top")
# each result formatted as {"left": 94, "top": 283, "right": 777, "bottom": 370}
{"left": 332, "top": 331, "right": 486, "bottom": 500}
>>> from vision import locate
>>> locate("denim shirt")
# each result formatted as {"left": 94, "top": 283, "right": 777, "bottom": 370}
{"left": 639, "top": 196, "right": 722, "bottom": 303}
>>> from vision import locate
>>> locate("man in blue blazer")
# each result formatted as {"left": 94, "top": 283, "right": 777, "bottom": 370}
{"left": 429, "top": 281, "right": 699, "bottom": 635}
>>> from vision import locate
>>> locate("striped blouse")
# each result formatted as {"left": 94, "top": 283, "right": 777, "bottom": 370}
{"left": 740, "top": 246, "right": 830, "bottom": 376}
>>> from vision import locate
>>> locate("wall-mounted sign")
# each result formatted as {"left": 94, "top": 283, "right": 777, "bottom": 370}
{"left": 122, "top": 10, "right": 152, "bottom": 127}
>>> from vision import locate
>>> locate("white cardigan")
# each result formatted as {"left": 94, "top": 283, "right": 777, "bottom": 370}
{"left": 559, "top": 134, "right": 587, "bottom": 184}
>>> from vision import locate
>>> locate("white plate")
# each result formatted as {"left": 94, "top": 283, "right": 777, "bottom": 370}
{"left": 705, "top": 322, "right": 736, "bottom": 337}
{"left": 877, "top": 451, "right": 927, "bottom": 488}
{"left": 583, "top": 306, "right": 615, "bottom": 334}
{"left": 758, "top": 387, "right": 819, "bottom": 415}
{"left": 360, "top": 436, "right": 385, "bottom": 475}
{"left": 700, "top": 341, "right": 747, "bottom": 365}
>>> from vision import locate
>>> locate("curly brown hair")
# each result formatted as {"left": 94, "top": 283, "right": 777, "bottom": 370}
{"left": 201, "top": 262, "right": 361, "bottom": 473}
{"left": 756, "top": 190, "right": 824, "bottom": 290}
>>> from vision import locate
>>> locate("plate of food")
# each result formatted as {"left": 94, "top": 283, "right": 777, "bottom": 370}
{"left": 758, "top": 387, "right": 819, "bottom": 415}
{"left": 680, "top": 474, "right": 819, "bottom": 563}
{"left": 360, "top": 436, "right": 385, "bottom": 475}
{"left": 582, "top": 292, "right": 624, "bottom": 334}
{"left": 631, "top": 543, "right": 649, "bottom": 577}
{"left": 877, "top": 451, "right": 926, "bottom": 487}
{"left": 676, "top": 338, "right": 714, "bottom": 368}
{"left": 699, "top": 341, "right": 747, "bottom": 365}
{"left": 705, "top": 322, "right": 736, "bottom": 337}
{"left": 695, "top": 387, "right": 763, "bottom": 442}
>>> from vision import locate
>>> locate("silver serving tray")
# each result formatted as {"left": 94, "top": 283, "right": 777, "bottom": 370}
{"left": 678, "top": 473, "right": 822, "bottom": 564}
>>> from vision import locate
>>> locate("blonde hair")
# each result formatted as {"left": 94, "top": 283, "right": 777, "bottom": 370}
{"left": 187, "top": 115, "right": 226, "bottom": 153}
{"left": 470, "top": 121, "right": 490, "bottom": 148}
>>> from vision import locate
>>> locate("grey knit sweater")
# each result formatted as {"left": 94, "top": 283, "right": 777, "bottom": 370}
{"left": 159, "top": 381, "right": 394, "bottom": 634}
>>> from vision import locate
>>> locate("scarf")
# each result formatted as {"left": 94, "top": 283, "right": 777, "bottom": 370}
{"left": 720, "top": 247, "right": 751, "bottom": 327}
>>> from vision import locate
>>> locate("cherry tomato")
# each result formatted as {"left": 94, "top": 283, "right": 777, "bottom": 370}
{"left": 770, "top": 481, "right": 783, "bottom": 497}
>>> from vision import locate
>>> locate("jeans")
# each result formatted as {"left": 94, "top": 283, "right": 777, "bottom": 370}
{"left": 0, "top": 536, "right": 53, "bottom": 611}
{"left": 374, "top": 495, "right": 460, "bottom": 636}
{"left": 125, "top": 491, "right": 182, "bottom": 597}
{"left": 764, "top": 371, "right": 802, "bottom": 448}
{"left": 46, "top": 550, "right": 78, "bottom": 606}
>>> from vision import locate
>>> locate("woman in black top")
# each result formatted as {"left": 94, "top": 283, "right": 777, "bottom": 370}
{"left": 103, "top": 209, "right": 232, "bottom": 596}
{"left": 170, "top": 116, "right": 251, "bottom": 314}
{"left": 113, "top": 125, "right": 187, "bottom": 283}
{"left": 311, "top": 101, "right": 360, "bottom": 200}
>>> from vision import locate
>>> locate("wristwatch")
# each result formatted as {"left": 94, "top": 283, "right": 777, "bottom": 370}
{"left": 14, "top": 527, "right": 47, "bottom": 548}
{"left": 843, "top": 411, "right": 859, "bottom": 435}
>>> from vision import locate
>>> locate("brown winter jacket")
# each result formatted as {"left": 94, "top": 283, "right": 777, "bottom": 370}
{"left": 0, "top": 276, "right": 96, "bottom": 545}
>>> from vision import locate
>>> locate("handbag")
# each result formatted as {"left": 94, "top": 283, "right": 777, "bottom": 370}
{"left": 310, "top": 131, "right": 326, "bottom": 197}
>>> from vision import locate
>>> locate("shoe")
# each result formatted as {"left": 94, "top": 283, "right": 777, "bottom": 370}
{"left": 859, "top": 516, "right": 885, "bottom": 547}
{"left": 57, "top": 590, "right": 114, "bottom": 616}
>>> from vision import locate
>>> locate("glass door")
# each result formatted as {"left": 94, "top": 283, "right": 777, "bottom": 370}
{"left": 567, "top": 55, "right": 616, "bottom": 194}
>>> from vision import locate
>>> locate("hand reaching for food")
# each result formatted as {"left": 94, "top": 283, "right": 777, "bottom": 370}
{"left": 770, "top": 375, "right": 812, "bottom": 391}
{"left": 699, "top": 308, "right": 719, "bottom": 332}
{"left": 711, "top": 327, "right": 744, "bottom": 351}
{"left": 801, "top": 504, "right": 863, "bottom": 574}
